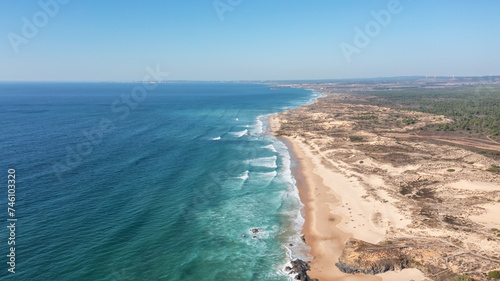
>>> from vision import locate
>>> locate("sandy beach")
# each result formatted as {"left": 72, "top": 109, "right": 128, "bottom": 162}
{"left": 269, "top": 86, "right": 500, "bottom": 280}
{"left": 282, "top": 135, "right": 427, "bottom": 281}
{"left": 283, "top": 136, "right": 381, "bottom": 281}
{"left": 269, "top": 81, "right": 500, "bottom": 281}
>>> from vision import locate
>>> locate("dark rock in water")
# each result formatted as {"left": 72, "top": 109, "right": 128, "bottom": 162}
{"left": 252, "top": 236, "right": 257, "bottom": 239}
{"left": 289, "top": 243, "right": 294, "bottom": 247}
{"left": 285, "top": 266, "right": 293, "bottom": 272}
{"left": 300, "top": 234, "right": 306, "bottom": 243}
{"left": 251, "top": 228, "right": 259, "bottom": 234}
{"left": 289, "top": 259, "right": 318, "bottom": 281}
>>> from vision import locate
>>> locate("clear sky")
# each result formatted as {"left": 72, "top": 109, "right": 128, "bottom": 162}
{"left": 1, "top": 0, "right": 499, "bottom": 81}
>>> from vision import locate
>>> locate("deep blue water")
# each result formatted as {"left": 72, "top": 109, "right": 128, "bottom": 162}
{"left": 0, "top": 82, "right": 316, "bottom": 281}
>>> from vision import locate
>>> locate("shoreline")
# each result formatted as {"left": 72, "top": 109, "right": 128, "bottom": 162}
{"left": 280, "top": 135, "right": 381, "bottom": 281}
{"left": 269, "top": 91, "right": 378, "bottom": 280}
{"left": 269, "top": 92, "right": 430, "bottom": 281}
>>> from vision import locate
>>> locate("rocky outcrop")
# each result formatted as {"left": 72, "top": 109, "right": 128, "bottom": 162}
{"left": 286, "top": 259, "right": 318, "bottom": 281}
{"left": 336, "top": 257, "right": 410, "bottom": 275}
{"left": 336, "top": 237, "right": 500, "bottom": 280}
{"left": 336, "top": 238, "right": 413, "bottom": 275}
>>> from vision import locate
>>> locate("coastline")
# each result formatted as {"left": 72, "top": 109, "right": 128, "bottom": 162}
{"left": 279, "top": 135, "right": 380, "bottom": 281}
{"left": 269, "top": 91, "right": 370, "bottom": 280}
{"left": 269, "top": 93, "right": 430, "bottom": 281}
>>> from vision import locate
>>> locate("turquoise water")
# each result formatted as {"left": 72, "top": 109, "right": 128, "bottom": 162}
{"left": 0, "top": 83, "right": 317, "bottom": 280}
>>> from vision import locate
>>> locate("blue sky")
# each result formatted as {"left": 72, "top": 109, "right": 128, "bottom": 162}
{"left": 1, "top": 0, "right": 499, "bottom": 81}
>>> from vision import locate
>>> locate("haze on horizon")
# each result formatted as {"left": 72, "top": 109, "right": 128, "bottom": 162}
{"left": 1, "top": 0, "right": 499, "bottom": 82}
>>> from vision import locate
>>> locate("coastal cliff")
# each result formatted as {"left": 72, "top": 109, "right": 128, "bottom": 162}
{"left": 336, "top": 237, "right": 500, "bottom": 280}
{"left": 336, "top": 238, "right": 414, "bottom": 275}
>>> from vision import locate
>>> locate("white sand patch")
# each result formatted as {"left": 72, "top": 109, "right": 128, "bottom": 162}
{"left": 470, "top": 203, "right": 500, "bottom": 228}
{"left": 448, "top": 180, "right": 500, "bottom": 192}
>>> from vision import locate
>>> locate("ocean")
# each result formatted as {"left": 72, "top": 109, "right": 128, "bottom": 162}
{"left": 0, "top": 82, "right": 317, "bottom": 281}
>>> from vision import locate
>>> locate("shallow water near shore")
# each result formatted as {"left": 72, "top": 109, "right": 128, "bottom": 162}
{"left": 0, "top": 82, "right": 317, "bottom": 280}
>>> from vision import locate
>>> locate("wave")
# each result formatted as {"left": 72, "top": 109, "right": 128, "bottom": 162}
{"left": 230, "top": 129, "right": 248, "bottom": 138}
{"left": 253, "top": 171, "right": 277, "bottom": 181}
{"left": 238, "top": 170, "right": 249, "bottom": 181}
{"left": 268, "top": 131, "right": 312, "bottom": 265}
{"left": 248, "top": 156, "right": 277, "bottom": 169}
{"left": 212, "top": 136, "right": 221, "bottom": 140}
{"left": 262, "top": 144, "right": 277, "bottom": 153}
{"left": 244, "top": 171, "right": 277, "bottom": 187}
{"left": 305, "top": 90, "right": 324, "bottom": 106}
{"left": 250, "top": 115, "right": 267, "bottom": 134}
{"left": 254, "top": 118, "right": 264, "bottom": 134}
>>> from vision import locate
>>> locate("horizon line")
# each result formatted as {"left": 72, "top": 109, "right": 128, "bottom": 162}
{"left": 0, "top": 75, "right": 499, "bottom": 83}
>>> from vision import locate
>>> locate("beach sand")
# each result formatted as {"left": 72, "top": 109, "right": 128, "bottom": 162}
{"left": 282, "top": 135, "right": 427, "bottom": 281}
{"left": 268, "top": 85, "right": 500, "bottom": 280}
{"left": 283, "top": 136, "right": 380, "bottom": 281}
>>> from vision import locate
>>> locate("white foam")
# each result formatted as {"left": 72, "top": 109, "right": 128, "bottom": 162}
{"left": 251, "top": 115, "right": 266, "bottom": 134}
{"left": 248, "top": 156, "right": 277, "bottom": 169}
{"left": 254, "top": 171, "right": 277, "bottom": 180}
{"left": 281, "top": 260, "right": 298, "bottom": 281}
{"left": 305, "top": 90, "right": 324, "bottom": 106}
{"left": 263, "top": 144, "right": 277, "bottom": 153}
{"left": 238, "top": 170, "right": 249, "bottom": 181}
{"left": 235, "top": 118, "right": 239, "bottom": 121}
{"left": 248, "top": 227, "right": 270, "bottom": 239}
{"left": 231, "top": 129, "right": 248, "bottom": 138}
{"left": 212, "top": 136, "right": 221, "bottom": 140}
{"left": 271, "top": 137, "right": 312, "bottom": 262}
{"left": 255, "top": 118, "right": 264, "bottom": 134}
{"left": 263, "top": 90, "right": 321, "bottom": 278}
{"left": 272, "top": 138, "right": 295, "bottom": 185}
